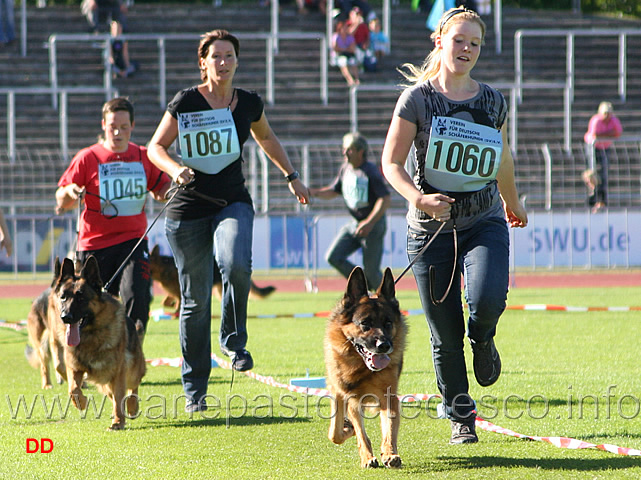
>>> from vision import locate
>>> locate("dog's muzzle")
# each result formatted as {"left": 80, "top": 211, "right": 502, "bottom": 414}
{"left": 351, "top": 339, "right": 392, "bottom": 372}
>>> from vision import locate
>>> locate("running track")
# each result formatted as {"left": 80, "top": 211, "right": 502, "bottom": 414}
{"left": 2, "top": 271, "right": 641, "bottom": 299}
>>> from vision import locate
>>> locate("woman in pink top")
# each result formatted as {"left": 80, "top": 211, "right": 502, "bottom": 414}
{"left": 583, "top": 101, "right": 623, "bottom": 212}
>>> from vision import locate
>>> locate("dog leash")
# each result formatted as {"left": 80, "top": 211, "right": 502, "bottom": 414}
{"left": 393, "top": 220, "right": 446, "bottom": 286}
{"left": 104, "top": 184, "right": 185, "bottom": 291}
{"left": 429, "top": 224, "right": 458, "bottom": 305}
{"left": 74, "top": 190, "right": 84, "bottom": 267}
{"left": 393, "top": 220, "right": 458, "bottom": 306}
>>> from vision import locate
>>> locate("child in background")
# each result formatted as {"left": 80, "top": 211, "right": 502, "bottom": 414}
{"left": 368, "top": 18, "right": 389, "bottom": 61}
{"left": 109, "top": 20, "right": 138, "bottom": 79}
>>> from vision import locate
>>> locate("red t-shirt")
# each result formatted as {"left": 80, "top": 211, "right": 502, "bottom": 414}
{"left": 348, "top": 21, "right": 370, "bottom": 49}
{"left": 58, "top": 142, "right": 170, "bottom": 251}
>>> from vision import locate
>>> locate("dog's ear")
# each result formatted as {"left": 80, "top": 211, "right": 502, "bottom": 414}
{"left": 52, "top": 257, "right": 62, "bottom": 286}
{"left": 376, "top": 267, "right": 397, "bottom": 302}
{"left": 151, "top": 244, "right": 159, "bottom": 258}
{"left": 81, "top": 255, "right": 104, "bottom": 292}
{"left": 345, "top": 266, "right": 369, "bottom": 304}
{"left": 60, "top": 257, "right": 75, "bottom": 281}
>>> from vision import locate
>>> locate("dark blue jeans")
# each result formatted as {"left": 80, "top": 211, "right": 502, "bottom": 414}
{"left": 326, "top": 216, "right": 386, "bottom": 291}
{"left": 77, "top": 238, "right": 151, "bottom": 330}
{"left": 407, "top": 216, "right": 509, "bottom": 420}
{"left": 165, "top": 201, "right": 254, "bottom": 404}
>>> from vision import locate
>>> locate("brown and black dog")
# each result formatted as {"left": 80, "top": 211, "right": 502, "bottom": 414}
{"left": 149, "top": 244, "right": 276, "bottom": 313}
{"left": 25, "top": 286, "right": 63, "bottom": 389}
{"left": 324, "top": 266, "right": 407, "bottom": 469}
{"left": 26, "top": 256, "right": 146, "bottom": 430}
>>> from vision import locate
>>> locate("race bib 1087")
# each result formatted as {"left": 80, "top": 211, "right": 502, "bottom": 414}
{"left": 177, "top": 108, "right": 240, "bottom": 174}
{"left": 425, "top": 116, "right": 502, "bottom": 192}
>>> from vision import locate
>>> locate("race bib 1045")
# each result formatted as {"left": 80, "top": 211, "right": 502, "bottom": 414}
{"left": 98, "top": 161, "right": 147, "bottom": 217}
{"left": 425, "top": 116, "right": 502, "bottom": 192}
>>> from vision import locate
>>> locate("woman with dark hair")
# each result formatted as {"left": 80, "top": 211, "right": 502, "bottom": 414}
{"left": 148, "top": 30, "right": 309, "bottom": 412}
{"left": 381, "top": 8, "right": 527, "bottom": 444}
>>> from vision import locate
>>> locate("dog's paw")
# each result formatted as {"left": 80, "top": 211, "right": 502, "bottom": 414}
{"left": 343, "top": 418, "right": 355, "bottom": 438}
{"left": 70, "top": 391, "right": 88, "bottom": 410}
{"left": 126, "top": 396, "right": 140, "bottom": 417}
{"left": 382, "top": 454, "right": 402, "bottom": 469}
{"left": 361, "top": 456, "right": 379, "bottom": 469}
{"left": 108, "top": 421, "right": 125, "bottom": 431}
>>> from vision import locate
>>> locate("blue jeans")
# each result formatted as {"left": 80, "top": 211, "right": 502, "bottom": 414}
{"left": 0, "top": 0, "right": 15, "bottom": 44}
{"left": 326, "top": 216, "right": 386, "bottom": 291}
{"left": 407, "top": 216, "right": 509, "bottom": 420}
{"left": 165, "top": 201, "right": 254, "bottom": 403}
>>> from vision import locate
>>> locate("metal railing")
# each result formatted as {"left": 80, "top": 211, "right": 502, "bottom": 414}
{"left": 348, "top": 81, "right": 571, "bottom": 151}
{"left": 48, "top": 32, "right": 328, "bottom": 110}
{"left": 0, "top": 86, "right": 118, "bottom": 163}
{"left": 586, "top": 134, "right": 641, "bottom": 179}
{"left": 515, "top": 28, "right": 641, "bottom": 105}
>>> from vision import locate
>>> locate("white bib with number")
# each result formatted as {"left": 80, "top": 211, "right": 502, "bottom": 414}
{"left": 342, "top": 168, "right": 369, "bottom": 210}
{"left": 98, "top": 161, "right": 147, "bottom": 216}
{"left": 425, "top": 116, "right": 502, "bottom": 192}
{"left": 177, "top": 108, "right": 241, "bottom": 174}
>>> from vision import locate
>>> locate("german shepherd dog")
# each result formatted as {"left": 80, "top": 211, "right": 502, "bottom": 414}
{"left": 25, "top": 287, "right": 64, "bottom": 389}
{"left": 149, "top": 244, "right": 276, "bottom": 313}
{"left": 26, "top": 256, "right": 146, "bottom": 430}
{"left": 324, "top": 266, "right": 407, "bottom": 468}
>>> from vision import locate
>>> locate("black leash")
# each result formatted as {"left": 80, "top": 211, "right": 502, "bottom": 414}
{"left": 103, "top": 180, "right": 228, "bottom": 291}
{"left": 104, "top": 184, "right": 183, "bottom": 291}
{"left": 394, "top": 221, "right": 446, "bottom": 285}
{"left": 393, "top": 220, "right": 458, "bottom": 306}
{"left": 429, "top": 225, "right": 458, "bottom": 305}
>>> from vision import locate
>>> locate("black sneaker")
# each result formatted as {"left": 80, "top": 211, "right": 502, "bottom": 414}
{"left": 222, "top": 348, "right": 254, "bottom": 372}
{"left": 470, "top": 338, "right": 501, "bottom": 387}
{"left": 449, "top": 417, "right": 478, "bottom": 444}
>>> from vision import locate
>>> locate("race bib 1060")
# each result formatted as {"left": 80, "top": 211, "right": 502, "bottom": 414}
{"left": 177, "top": 108, "right": 240, "bottom": 174}
{"left": 425, "top": 116, "right": 503, "bottom": 192}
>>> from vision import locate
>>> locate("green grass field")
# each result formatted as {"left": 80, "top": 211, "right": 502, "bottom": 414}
{"left": 1, "top": 284, "right": 641, "bottom": 479}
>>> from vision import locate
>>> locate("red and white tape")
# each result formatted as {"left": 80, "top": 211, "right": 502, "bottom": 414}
{"left": 4, "top": 319, "right": 641, "bottom": 455}
{"left": 147, "top": 353, "right": 641, "bottom": 457}
{"left": 476, "top": 418, "right": 641, "bottom": 456}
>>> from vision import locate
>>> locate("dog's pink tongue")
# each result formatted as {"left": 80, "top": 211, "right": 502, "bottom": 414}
{"left": 66, "top": 323, "right": 80, "bottom": 347}
{"left": 372, "top": 354, "right": 390, "bottom": 370}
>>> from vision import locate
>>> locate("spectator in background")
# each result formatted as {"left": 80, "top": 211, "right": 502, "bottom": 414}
{"left": 310, "top": 132, "right": 390, "bottom": 291}
{"left": 368, "top": 17, "right": 389, "bottom": 61}
{"left": 0, "top": 209, "right": 12, "bottom": 257}
{"left": 109, "top": 20, "right": 138, "bottom": 79}
{"left": 82, "top": 0, "right": 127, "bottom": 34}
{"left": 331, "top": 20, "right": 360, "bottom": 86}
{"left": 455, "top": 0, "right": 478, "bottom": 11}
{"left": 583, "top": 101, "right": 623, "bottom": 213}
{"left": 0, "top": 0, "right": 15, "bottom": 46}
{"left": 347, "top": 6, "right": 370, "bottom": 52}
{"left": 335, "top": 0, "right": 375, "bottom": 23}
